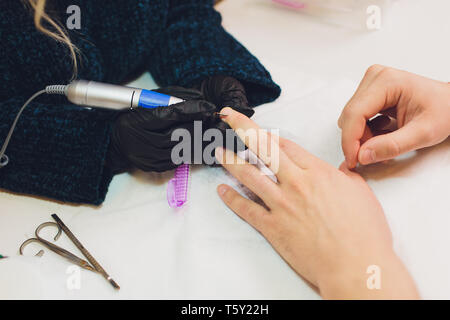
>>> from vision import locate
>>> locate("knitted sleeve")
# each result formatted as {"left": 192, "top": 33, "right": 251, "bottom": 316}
{"left": 148, "top": 0, "right": 281, "bottom": 107}
{"left": 0, "top": 96, "right": 116, "bottom": 205}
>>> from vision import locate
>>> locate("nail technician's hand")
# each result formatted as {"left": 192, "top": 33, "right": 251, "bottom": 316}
{"left": 106, "top": 88, "right": 218, "bottom": 173}
{"left": 339, "top": 65, "right": 450, "bottom": 168}
{"left": 215, "top": 108, "right": 419, "bottom": 299}
{"left": 198, "top": 75, "right": 254, "bottom": 118}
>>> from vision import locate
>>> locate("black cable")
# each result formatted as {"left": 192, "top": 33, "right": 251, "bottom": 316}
{"left": 0, "top": 85, "right": 68, "bottom": 168}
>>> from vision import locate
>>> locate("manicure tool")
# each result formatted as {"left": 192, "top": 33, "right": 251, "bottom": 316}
{"left": 20, "top": 214, "right": 120, "bottom": 290}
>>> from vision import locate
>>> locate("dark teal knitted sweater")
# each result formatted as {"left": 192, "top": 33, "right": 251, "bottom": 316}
{"left": 0, "top": 0, "right": 280, "bottom": 205}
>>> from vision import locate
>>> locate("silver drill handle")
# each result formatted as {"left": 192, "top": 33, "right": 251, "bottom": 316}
{"left": 66, "top": 80, "right": 142, "bottom": 110}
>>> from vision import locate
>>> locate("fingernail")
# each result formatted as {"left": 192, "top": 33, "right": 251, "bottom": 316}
{"left": 345, "top": 156, "right": 352, "bottom": 169}
{"left": 219, "top": 107, "right": 233, "bottom": 119}
{"left": 214, "top": 112, "right": 228, "bottom": 117}
{"left": 217, "top": 184, "right": 228, "bottom": 196}
{"left": 362, "top": 149, "right": 376, "bottom": 164}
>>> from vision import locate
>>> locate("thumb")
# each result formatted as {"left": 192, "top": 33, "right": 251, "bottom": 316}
{"left": 170, "top": 100, "right": 218, "bottom": 120}
{"left": 153, "top": 86, "right": 204, "bottom": 101}
{"left": 358, "top": 122, "right": 428, "bottom": 164}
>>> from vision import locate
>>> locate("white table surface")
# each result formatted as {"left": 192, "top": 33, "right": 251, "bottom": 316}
{"left": 1, "top": 0, "right": 449, "bottom": 299}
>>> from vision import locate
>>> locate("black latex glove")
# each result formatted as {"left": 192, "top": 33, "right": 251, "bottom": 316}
{"left": 196, "top": 76, "right": 253, "bottom": 154}
{"left": 106, "top": 87, "right": 218, "bottom": 173}
{"left": 197, "top": 75, "right": 254, "bottom": 118}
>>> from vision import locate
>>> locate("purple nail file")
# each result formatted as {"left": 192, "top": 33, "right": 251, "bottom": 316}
{"left": 167, "top": 164, "right": 190, "bottom": 208}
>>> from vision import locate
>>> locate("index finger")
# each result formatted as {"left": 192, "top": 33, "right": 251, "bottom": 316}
{"left": 219, "top": 107, "right": 298, "bottom": 182}
{"left": 339, "top": 67, "right": 403, "bottom": 167}
{"left": 338, "top": 64, "right": 386, "bottom": 128}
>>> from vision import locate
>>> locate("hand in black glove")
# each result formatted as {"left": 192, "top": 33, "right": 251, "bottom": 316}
{"left": 106, "top": 87, "right": 218, "bottom": 173}
{"left": 197, "top": 75, "right": 254, "bottom": 118}
{"left": 196, "top": 76, "right": 253, "bottom": 154}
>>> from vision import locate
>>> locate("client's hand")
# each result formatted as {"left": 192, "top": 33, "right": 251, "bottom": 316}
{"left": 338, "top": 65, "right": 450, "bottom": 168}
{"left": 215, "top": 107, "right": 419, "bottom": 299}
{"left": 106, "top": 87, "right": 218, "bottom": 173}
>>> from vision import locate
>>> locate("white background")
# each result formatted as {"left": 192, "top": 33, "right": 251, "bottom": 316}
{"left": 0, "top": 0, "right": 449, "bottom": 299}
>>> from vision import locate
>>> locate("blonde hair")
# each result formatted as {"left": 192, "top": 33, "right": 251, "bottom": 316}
{"left": 27, "top": 0, "right": 79, "bottom": 78}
